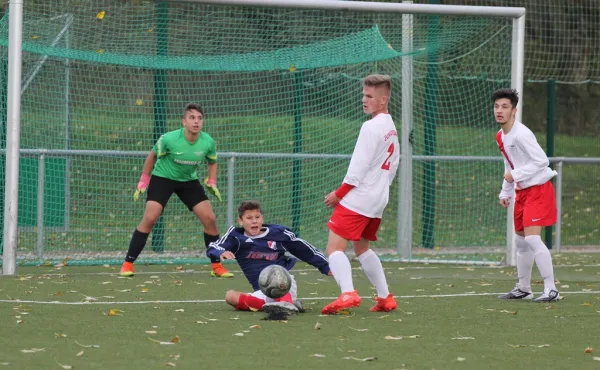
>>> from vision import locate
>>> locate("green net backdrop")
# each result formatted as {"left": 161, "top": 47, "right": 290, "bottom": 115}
{"left": 2, "top": 1, "right": 520, "bottom": 264}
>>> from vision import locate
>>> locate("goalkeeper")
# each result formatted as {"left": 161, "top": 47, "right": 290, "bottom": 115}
{"left": 207, "top": 200, "right": 331, "bottom": 314}
{"left": 119, "top": 103, "right": 233, "bottom": 278}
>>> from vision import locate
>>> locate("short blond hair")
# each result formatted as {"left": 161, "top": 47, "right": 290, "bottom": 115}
{"left": 362, "top": 74, "right": 391, "bottom": 93}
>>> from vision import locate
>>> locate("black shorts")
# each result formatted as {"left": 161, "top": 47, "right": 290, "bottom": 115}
{"left": 146, "top": 175, "right": 208, "bottom": 211}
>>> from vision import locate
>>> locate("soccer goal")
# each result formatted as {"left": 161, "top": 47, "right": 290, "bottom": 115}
{"left": 1, "top": 0, "right": 525, "bottom": 274}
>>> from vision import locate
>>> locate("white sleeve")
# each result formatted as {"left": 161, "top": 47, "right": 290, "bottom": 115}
{"left": 499, "top": 158, "right": 515, "bottom": 199}
{"left": 511, "top": 131, "right": 549, "bottom": 182}
{"left": 342, "top": 125, "right": 375, "bottom": 186}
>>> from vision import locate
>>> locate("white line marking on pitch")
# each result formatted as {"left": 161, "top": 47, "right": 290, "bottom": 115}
{"left": 1, "top": 290, "right": 598, "bottom": 305}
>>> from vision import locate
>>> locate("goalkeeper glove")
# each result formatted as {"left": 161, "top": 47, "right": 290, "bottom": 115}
{"left": 133, "top": 173, "right": 150, "bottom": 201}
{"left": 204, "top": 177, "right": 222, "bottom": 201}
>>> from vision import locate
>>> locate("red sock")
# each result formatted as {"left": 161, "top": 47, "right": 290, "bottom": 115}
{"left": 236, "top": 294, "right": 265, "bottom": 311}
{"left": 275, "top": 292, "right": 293, "bottom": 304}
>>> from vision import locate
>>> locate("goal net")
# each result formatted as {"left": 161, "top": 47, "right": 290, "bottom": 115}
{"left": 0, "top": 0, "right": 519, "bottom": 266}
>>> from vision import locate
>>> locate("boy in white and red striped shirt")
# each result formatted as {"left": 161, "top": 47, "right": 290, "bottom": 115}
{"left": 493, "top": 88, "right": 560, "bottom": 302}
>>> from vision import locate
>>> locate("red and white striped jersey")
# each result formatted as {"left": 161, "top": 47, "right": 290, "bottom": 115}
{"left": 495, "top": 121, "right": 557, "bottom": 199}
{"left": 340, "top": 113, "right": 400, "bottom": 218}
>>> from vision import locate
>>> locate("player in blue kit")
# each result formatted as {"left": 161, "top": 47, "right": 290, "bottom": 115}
{"left": 207, "top": 200, "right": 331, "bottom": 314}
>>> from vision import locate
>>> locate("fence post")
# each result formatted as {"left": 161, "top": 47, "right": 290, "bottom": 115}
{"left": 555, "top": 160, "right": 563, "bottom": 252}
{"left": 545, "top": 79, "right": 555, "bottom": 248}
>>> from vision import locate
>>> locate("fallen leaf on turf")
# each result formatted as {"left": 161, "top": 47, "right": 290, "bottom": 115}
{"left": 74, "top": 340, "right": 100, "bottom": 348}
{"left": 116, "top": 289, "right": 131, "bottom": 293}
{"left": 348, "top": 327, "right": 368, "bottom": 332}
{"left": 593, "top": 357, "right": 600, "bottom": 361}
{"left": 195, "top": 321, "right": 207, "bottom": 324}
{"left": 16, "top": 320, "right": 24, "bottom": 324}
{"left": 83, "top": 296, "right": 97, "bottom": 303}
{"left": 54, "top": 333, "right": 68, "bottom": 338}
{"left": 452, "top": 336, "right": 475, "bottom": 340}
{"left": 385, "top": 336, "right": 403, "bottom": 340}
{"left": 101, "top": 281, "right": 112, "bottom": 285}
{"left": 107, "top": 309, "right": 123, "bottom": 316}
{"left": 145, "top": 330, "right": 157, "bottom": 334}
{"left": 55, "top": 360, "right": 72, "bottom": 369}
{"left": 76, "top": 351, "right": 84, "bottom": 357}
{"left": 377, "top": 315, "right": 390, "bottom": 319}
{"left": 175, "top": 309, "right": 184, "bottom": 313}
{"left": 171, "top": 336, "right": 180, "bottom": 343}
{"left": 20, "top": 348, "right": 45, "bottom": 353}
{"left": 457, "top": 357, "right": 466, "bottom": 362}
{"left": 531, "top": 344, "right": 550, "bottom": 348}
{"left": 234, "top": 333, "right": 244, "bottom": 337}
{"left": 311, "top": 354, "right": 326, "bottom": 358}
{"left": 506, "top": 343, "right": 526, "bottom": 348}
{"left": 343, "top": 356, "right": 377, "bottom": 362}
{"left": 249, "top": 325, "right": 261, "bottom": 329}
{"left": 585, "top": 347, "right": 593, "bottom": 353}
{"left": 149, "top": 338, "right": 176, "bottom": 345}
{"left": 314, "top": 322, "right": 321, "bottom": 330}
{"left": 546, "top": 305, "right": 555, "bottom": 310}
{"left": 200, "top": 315, "right": 218, "bottom": 321}
{"left": 165, "top": 362, "right": 176, "bottom": 367}
{"left": 583, "top": 303, "right": 593, "bottom": 306}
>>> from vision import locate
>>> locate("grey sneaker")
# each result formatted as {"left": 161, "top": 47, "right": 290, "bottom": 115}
{"left": 292, "top": 300, "right": 305, "bottom": 313}
{"left": 533, "top": 288, "right": 560, "bottom": 302}
{"left": 262, "top": 301, "right": 299, "bottom": 320}
{"left": 498, "top": 284, "right": 533, "bottom": 300}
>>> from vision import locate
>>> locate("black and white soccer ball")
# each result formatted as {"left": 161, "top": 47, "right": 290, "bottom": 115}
{"left": 258, "top": 264, "right": 292, "bottom": 299}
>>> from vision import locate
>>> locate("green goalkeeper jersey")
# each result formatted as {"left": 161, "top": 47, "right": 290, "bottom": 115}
{"left": 151, "top": 128, "right": 217, "bottom": 182}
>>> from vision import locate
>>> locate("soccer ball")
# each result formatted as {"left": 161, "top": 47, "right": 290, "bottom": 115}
{"left": 258, "top": 264, "right": 292, "bottom": 299}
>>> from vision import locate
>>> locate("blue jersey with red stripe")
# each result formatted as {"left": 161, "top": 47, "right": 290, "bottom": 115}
{"left": 206, "top": 224, "right": 330, "bottom": 291}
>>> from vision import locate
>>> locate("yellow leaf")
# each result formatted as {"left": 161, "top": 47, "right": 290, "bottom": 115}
{"left": 585, "top": 347, "right": 593, "bottom": 353}
{"left": 170, "top": 336, "right": 180, "bottom": 344}
{"left": 107, "top": 309, "right": 122, "bottom": 316}
{"left": 583, "top": 303, "right": 593, "bottom": 306}
{"left": 96, "top": 11, "right": 105, "bottom": 20}
{"left": 31, "top": 35, "right": 39, "bottom": 40}
{"left": 96, "top": 49, "right": 104, "bottom": 54}
{"left": 289, "top": 65, "right": 297, "bottom": 72}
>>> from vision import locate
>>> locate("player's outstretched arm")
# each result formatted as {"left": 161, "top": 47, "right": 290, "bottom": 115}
{"left": 206, "top": 225, "right": 239, "bottom": 259}
{"left": 281, "top": 228, "right": 330, "bottom": 276}
{"left": 133, "top": 151, "right": 157, "bottom": 201}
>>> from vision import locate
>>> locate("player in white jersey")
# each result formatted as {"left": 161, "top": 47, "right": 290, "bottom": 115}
{"left": 321, "top": 74, "right": 400, "bottom": 314}
{"left": 492, "top": 88, "right": 560, "bottom": 302}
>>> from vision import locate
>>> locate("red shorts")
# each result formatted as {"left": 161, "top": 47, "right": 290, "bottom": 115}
{"left": 327, "top": 204, "right": 381, "bottom": 241}
{"left": 514, "top": 181, "right": 557, "bottom": 231}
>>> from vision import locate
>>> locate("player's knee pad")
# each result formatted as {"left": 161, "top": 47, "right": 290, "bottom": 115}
{"left": 236, "top": 294, "right": 265, "bottom": 311}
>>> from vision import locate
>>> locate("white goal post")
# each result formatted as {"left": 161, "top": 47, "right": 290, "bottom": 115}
{"left": 2, "top": 0, "right": 525, "bottom": 275}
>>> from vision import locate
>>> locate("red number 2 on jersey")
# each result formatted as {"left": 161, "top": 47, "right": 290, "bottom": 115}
{"left": 381, "top": 143, "right": 395, "bottom": 170}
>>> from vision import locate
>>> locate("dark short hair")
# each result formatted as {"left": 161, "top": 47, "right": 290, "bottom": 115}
{"left": 491, "top": 88, "right": 519, "bottom": 108}
{"left": 238, "top": 200, "right": 262, "bottom": 219}
{"left": 183, "top": 103, "right": 203, "bottom": 117}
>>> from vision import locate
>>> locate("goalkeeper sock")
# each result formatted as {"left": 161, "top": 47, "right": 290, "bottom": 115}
{"left": 204, "top": 232, "right": 221, "bottom": 264}
{"left": 357, "top": 249, "right": 390, "bottom": 298}
{"left": 125, "top": 229, "right": 150, "bottom": 263}
{"left": 328, "top": 251, "right": 354, "bottom": 293}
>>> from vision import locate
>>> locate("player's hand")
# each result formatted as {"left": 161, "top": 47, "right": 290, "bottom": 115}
{"left": 327, "top": 271, "right": 333, "bottom": 276}
{"left": 324, "top": 191, "right": 340, "bottom": 208}
{"left": 499, "top": 198, "right": 511, "bottom": 208}
{"left": 220, "top": 251, "right": 235, "bottom": 260}
{"left": 503, "top": 172, "right": 514, "bottom": 183}
{"left": 204, "top": 178, "right": 222, "bottom": 201}
{"left": 133, "top": 173, "right": 150, "bottom": 201}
